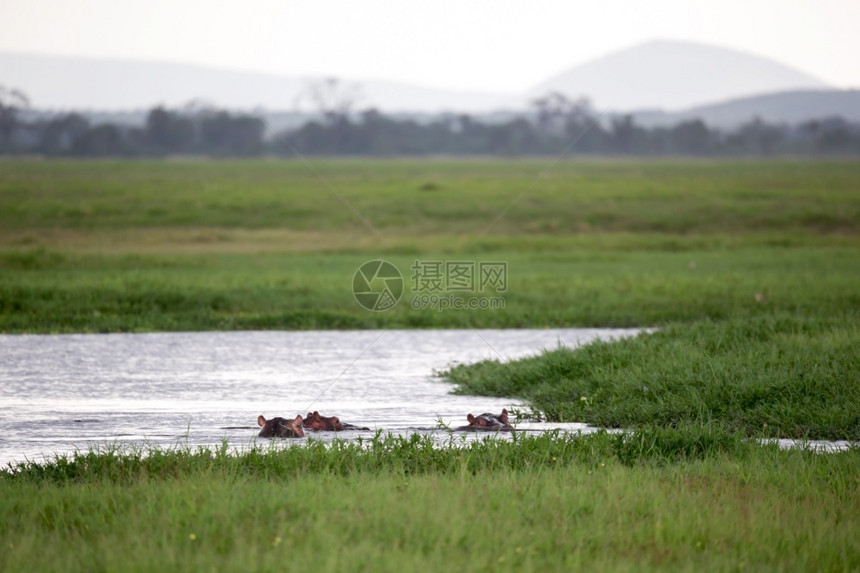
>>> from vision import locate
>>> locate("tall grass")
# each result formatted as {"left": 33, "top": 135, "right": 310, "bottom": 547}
{"left": 441, "top": 312, "right": 860, "bottom": 439}
{"left": 1, "top": 434, "right": 857, "bottom": 572}
{"left": 2, "top": 429, "right": 756, "bottom": 483}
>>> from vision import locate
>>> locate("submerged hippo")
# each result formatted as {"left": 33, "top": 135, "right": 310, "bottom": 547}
{"left": 257, "top": 414, "right": 305, "bottom": 438}
{"left": 457, "top": 408, "right": 514, "bottom": 431}
{"left": 302, "top": 411, "right": 370, "bottom": 431}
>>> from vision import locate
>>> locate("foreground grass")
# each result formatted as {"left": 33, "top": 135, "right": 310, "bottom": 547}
{"left": 1, "top": 433, "right": 858, "bottom": 571}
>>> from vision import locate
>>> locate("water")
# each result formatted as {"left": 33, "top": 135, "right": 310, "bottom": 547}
{"left": 0, "top": 328, "right": 642, "bottom": 466}
{"left": 3, "top": 328, "right": 852, "bottom": 467}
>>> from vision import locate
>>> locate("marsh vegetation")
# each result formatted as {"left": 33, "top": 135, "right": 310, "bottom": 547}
{"left": 1, "top": 158, "right": 858, "bottom": 570}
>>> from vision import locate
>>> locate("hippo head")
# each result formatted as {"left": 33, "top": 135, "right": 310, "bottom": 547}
{"left": 257, "top": 414, "right": 304, "bottom": 438}
{"left": 465, "top": 408, "right": 512, "bottom": 430}
{"left": 302, "top": 411, "right": 344, "bottom": 431}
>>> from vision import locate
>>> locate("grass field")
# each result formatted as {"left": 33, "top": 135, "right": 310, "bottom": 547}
{"left": 1, "top": 158, "right": 859, "bottom": 570}
{"left": 1, "top": 433, "right": 858, "bottom": 571}
{"left": 1, "top": 246, "right": 857, "bottom": 332}
{"left": 1, "top": 158, "right": 858, "bottom": 332}
{"left": 2, "top": 159, "right": 857, "bottom": 238}
{"left": 2, "top": 159, "right": 856, "bottom": 248}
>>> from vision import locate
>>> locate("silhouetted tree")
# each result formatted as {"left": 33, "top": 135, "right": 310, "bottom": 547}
{"left": 610, "top": 115, "right": 649, "bottom": 154}
{"left": 2, "top": 96, "right": 860, "bottom": 157}
{"left": 38, "top": 113, "right": 90, "bottom": 155}
{"left": 71, "top": 124, "right": 126, "bottom": 156}
{"left": 199, "top": 112, "right": 265, "bottom": 156}
{"left": 670, "top": 119, "right": 713, "bottom": 154}
{"left": 0, "top": 86, "right": 30, "bottom": 149}
{"left": 145, "top": 106, "right": 195, "bottom": 154}
{"left": 531, "top": 92, "right": 573, "bottom": 135}
{"left": 726, "top": 117, "right": 784, "bottom": 155}
{"left": 299, "top": 77, "right": 363, "bottom": 126}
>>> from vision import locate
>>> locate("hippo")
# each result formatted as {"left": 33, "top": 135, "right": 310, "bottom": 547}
{"left": 302, "top": 411, "right": 370, "bottom": 431}
{"left": 457, "top": 408, "right": 514, "bottom": 431}
{"left": 257, "top": 414, "right": 305, "bottom": 438}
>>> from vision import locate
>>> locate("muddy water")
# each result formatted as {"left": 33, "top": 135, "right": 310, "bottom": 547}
{"left": 0, "top": 328, "right": 645, "bottom": 466}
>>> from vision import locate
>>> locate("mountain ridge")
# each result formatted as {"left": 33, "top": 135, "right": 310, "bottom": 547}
{"left": 0, "top": 40, "right": 844, "bottom": 115}
{"left": 631, "top": 89, "right": 860, "bottom": 129}
{"left": 0, "top": 50, "right": 520, "bottom": 113}
{"left": 530, "top": 39, "right": 829, "bottom": 110}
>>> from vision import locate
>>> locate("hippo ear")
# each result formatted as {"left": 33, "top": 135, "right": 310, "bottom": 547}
{"left": 499, "top": 409, "right": 509, "bottom": 424}
{"left": 313, "top": 411, "right": 323, "bottom": 421}
{"left": 467, "top": 413, "right": 475, "bottom": 423}
{"left": 257, "top": 415, "right": 266, "bottom": 427}
{"left": 294, "top": 414, "right": 303, "bottom": 425}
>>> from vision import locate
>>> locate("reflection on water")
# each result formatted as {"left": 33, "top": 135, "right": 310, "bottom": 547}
{"left": 0, "top": 328, "right": 642, "bottom": 466}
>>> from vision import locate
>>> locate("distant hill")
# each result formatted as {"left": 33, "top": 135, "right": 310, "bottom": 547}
{"left": 0, "top": 51, "right": 519, "bottom": 113}
{"left": 530, "top": 40, "right": 830, "bottom": 111}
{"left": 0, "top": 41, "right": 850, "bottom": 120}
{"left": 631, "top": 90, "right": 860, "bottom": 129}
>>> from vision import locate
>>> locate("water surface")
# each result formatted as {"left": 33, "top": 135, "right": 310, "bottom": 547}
{"left": 0, "top": 328, "right": 641, "bottom": 466}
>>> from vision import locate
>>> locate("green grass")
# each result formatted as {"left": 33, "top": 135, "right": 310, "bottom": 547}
{"left": 1, "top": 246, "right": 857, "bottom": 332}
{"left": 2, "top": 158, "right": 860, "bottom": 570}
{"left": 441, "top": 312, "right": 860, "bottom": 440}
{"left": 1, "top": 434, "right": 858, "bottom": 571}
{"left": 1, "top": 158, "right": 858, "bottom": 239}
{"left": 1, "top": 158, "right": 857, "bottom": 332}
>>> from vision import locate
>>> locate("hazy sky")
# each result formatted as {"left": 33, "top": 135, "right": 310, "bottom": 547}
{"left": 1, "top": 0, "right": 858, "bottom": 93}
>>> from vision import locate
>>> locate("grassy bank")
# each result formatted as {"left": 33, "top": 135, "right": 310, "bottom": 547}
{"left": 1, "top": 245, "right": 857, "bottom": 332}
{"left": 442, "top": 311, "right": 860, "bottom": 440}
{"left": 1, "top": 434, "right": 858, "bottom": 571}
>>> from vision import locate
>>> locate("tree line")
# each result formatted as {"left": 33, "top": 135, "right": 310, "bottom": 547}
{"left": 2, "top": 86, "right": 859, "bottom": 157}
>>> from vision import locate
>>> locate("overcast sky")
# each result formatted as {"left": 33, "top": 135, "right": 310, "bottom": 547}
{"left": 1, "top": 0, "right": 858, "bottom": 93}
